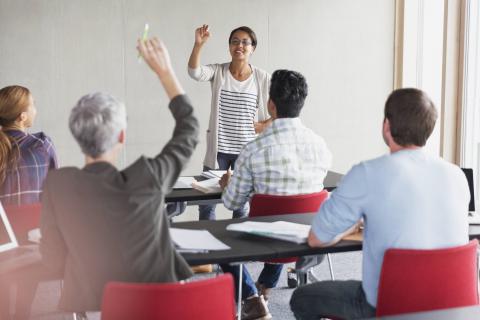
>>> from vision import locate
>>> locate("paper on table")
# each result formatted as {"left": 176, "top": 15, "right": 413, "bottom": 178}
{"left": 226, "top": 221, "right": 311, "bottom": 244}
{"left": 191, "top": 178, "right": 222, "bottom": 193}
{"left": 28, "top": 228, "right": 41, "bottom": 244}
{"left": 173, "top": 176, "right": 197, "bottom": 189}
{"left": 201, "top": 170, "right": 232, "bottom": 179}
{"left": 170, "top": 228, "right": 230, "bottom": 253}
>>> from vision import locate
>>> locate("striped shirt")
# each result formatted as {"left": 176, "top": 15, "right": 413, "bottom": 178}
{"left": 217, "top": 71, "right": 258, "bottom": 154}
{"left": 0, "top": 130, "right": 58, "bottom": 205}
{"left": 222, "top": 118, "right": 332, "bottom": 210}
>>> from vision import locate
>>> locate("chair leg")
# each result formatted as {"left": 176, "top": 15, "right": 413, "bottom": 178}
{"left": 297, "top": 271, "right": 308, "bottom": 286}
{"left": 327, "top": 253, "right": 335, "bottom": 280}
{"left": 237, "top": 264, "right": 243, "bottom": 319}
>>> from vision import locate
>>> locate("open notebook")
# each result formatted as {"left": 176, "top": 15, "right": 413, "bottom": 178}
{"left": 227, "top": 221, "right": 311, "bottom": 244}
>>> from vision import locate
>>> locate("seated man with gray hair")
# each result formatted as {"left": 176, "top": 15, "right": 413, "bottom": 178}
{"left": 39, "top": 37, "right": 199, "bottom": 313}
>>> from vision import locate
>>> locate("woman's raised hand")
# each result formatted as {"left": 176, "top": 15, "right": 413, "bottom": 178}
{"left": 194, "top": 24, "right": 211, "bottom": 46}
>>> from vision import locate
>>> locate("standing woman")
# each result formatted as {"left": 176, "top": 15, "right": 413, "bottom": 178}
{"left": 188, "top": 24, "right": 271, "bottom": 220}
{"left": 0, "top": 85, "right": 58, "bottom": 205}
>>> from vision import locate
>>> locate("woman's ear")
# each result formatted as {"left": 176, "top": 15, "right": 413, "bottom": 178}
{"left": 17, "top": 111, "right": 28, "bottom": 124}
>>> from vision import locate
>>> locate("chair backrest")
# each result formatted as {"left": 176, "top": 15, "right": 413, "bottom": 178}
{"left": 3, "top": 203, "right": 42, "bottom": 245}
{"left": 376, "top": 239, "right": 479, "bottom": 316}
{"left": 249, "top": 190, "right": 329, "bottom": 263}
{"left": 101, "top": 274, "right": 235, "bottom": 320}
{"left": 249, "top": 190, "right": 329, "bottom": 217}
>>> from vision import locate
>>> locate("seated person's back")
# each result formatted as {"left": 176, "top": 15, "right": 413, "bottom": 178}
{"left": 222, "top": 69, "right": 332, "bottom": 208}
{"left": 218, "top": 70, "right": 332, "bottom": 318}
{"left": 40, "top": 37, "right": 199, "bottom": 311}
{"left": 0, "top": 85, "right": 57, "bottom": 205}
{"left": 291, "top": 88, "right": 470, "bottom": 320}
{"left": 321, "top": 144, "right": 469, "bottom": 306}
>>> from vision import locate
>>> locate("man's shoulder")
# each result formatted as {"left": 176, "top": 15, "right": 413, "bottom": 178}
{"left": 45, "top": 167, "right": 81, "bottom": 183}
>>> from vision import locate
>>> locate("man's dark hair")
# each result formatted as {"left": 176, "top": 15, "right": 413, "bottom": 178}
{"left": 269, "top": 70, "right": 308, "bottom": 118}
{"left": 384, "top": 88, "right": 437, "bottom": 147}
{"left": 228, "top": 26, "right": 257, "bottom": 48}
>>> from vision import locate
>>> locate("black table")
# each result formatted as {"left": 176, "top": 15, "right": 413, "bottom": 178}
{"left": 165, "top": 170, "right": 344, "bottom": 203}
{"left": 172, "top": 213, "right": 362, "bottom": 266}
{"left": 173, "top": 214, "right": 480, "bottom": 266}
{"left": 364, "top": 305, "right": 480, "bottom": 319}
{"left": 4, "top": 214, "right": 479, "bottom": 273}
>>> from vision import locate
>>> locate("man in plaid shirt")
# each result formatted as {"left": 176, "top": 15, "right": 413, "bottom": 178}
{"left": 219, "top": 69, "right": 332, "bottom": 316}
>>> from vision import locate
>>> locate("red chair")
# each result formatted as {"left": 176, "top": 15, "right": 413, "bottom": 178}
{"left": 249, "top": 190, "right": 332, "bottom": 286}
{"left": 3, "top": 203, "right": 42, "bottom": 245}
{"left": 376, "top": 239, "right": 479, "bottom": 316}
{"left": 101, "top": 274, "right": 235, "bottom": 320}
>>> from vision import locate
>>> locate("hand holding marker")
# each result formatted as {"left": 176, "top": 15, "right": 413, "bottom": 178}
{"left": 138, "top": 23, "right": 149, "bottom": 61}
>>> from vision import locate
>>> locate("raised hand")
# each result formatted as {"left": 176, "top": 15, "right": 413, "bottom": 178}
{"left": 137, "top": 37, "right": 184, "bottom": 99}
{"left": 137, "top": 37, "right": 173, "bottom": 78}
{"left": 194, "top": 24, "right": 211, "bottom": 46}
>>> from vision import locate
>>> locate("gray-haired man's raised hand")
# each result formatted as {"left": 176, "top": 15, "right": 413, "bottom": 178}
{"left": 137, "top": 37, "right": 184, "bottom": 99}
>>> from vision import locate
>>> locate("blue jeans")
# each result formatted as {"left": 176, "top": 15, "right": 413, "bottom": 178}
{"left": 220, "top": 264, "right": 257, "bottom": 301}
{"left": 258, "top": 263, "right": 284, "bottom": 288}
{"left": 290, "top": 280, "right": 376, "bottom": 320}
{"left": 220, "top": 263, "right": 283, "bottom": 301}
{"left": 198, "top": 152, "right": 248, "bottom": 220}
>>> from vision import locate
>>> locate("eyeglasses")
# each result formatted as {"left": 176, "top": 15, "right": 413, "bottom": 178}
{"left": 229, "top": 39, "right": 252, "bottom": 46}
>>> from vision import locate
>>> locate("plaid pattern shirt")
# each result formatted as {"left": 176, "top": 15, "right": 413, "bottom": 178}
{"left": 0, "top": 130, "right": 58, "bottom": 205}
{"left": 222, "top": 118, "right": 332, "bottom": 210}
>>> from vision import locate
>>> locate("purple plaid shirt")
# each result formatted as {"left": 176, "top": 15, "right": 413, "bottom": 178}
{"left": 0, "top": 130, "right": 58, "bottom": 205}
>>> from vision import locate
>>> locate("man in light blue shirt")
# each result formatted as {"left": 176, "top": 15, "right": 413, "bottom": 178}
{"left": 290, "top": 88, "right": 470, "bottom": 320}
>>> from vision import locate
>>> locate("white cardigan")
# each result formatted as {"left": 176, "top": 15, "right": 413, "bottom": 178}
{"left": 188, "top": 63, "right": 271, "bottom": 169}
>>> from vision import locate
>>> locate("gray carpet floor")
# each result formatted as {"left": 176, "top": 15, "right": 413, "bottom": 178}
{"left": 25, "top": 251, "right": 362, "bottom": 320}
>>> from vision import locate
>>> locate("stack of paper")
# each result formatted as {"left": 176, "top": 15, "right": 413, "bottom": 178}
{"left": 226, "top": 221, "right": 311, "bottom": 244}
{"left": 170, "top": 228, "right": 230, "bottom": 253}
{"left": 201, "top": 170, "right": 229, "bottom": 179}
{"left": 192, "top": 177, "right": 222, "bottom": 193}
{"left": 173, "top": 176, "right": 197, "bottom": 189}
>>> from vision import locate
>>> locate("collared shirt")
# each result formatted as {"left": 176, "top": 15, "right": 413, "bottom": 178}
{"left": 311, "top": 149, "right": 469, "bottom": 307}
{"left": 0, "top": 130, "right": 58, "bottom": 205}
{"left": 222, "top": 117, "right": 332, "bottom": 210}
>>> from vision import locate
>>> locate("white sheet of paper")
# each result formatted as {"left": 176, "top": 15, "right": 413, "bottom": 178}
{"left": 191, "top": 178, "right": 222, "bottom": 193}
{"left": 208, "top": 170, "right": 228, "bottom": 178}
{"left": 201, "top": 170, "right": 232, "bottom": 179}
{"left": 170, "top": 228, "right": 231, "bottom": 252}
{"left": 173, "top": 177, "right": 197, "bottom": 189}
{"left": 226, "top": 221, "right": 311, "bottom": 244}
{"left": 28, "top": 228, "right": 42, "bottom": 244}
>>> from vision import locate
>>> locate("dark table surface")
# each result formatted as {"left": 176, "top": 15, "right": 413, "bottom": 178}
{"left": 363, "top": 305, "right": 480, "bottom": 320}
{"left": 173, "top": 214, "right": 480, "bottom": 266}
{"left": 165, "top": 170, "right": 344, "bottom": 203}
{"left": 3, "top": 210, "right": 480, "bottom": 275}
{"left": 172, "top": 213, "right": 362, "bottom": 265}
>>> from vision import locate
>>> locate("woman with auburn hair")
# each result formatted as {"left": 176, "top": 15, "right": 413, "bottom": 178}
{"left": 0, "top": 85, "right": 57, "bottom": 205}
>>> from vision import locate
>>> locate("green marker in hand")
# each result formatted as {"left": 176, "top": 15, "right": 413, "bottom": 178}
{"left": 138, "top": 23, "right": 149, "bottom": 61}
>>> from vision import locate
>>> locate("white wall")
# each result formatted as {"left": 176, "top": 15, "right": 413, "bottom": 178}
{"left": 401, "top": 0, "right": 445, "bottom": 155}
{"left": 0, "top": 0, "right": 394, "bottom": 175}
